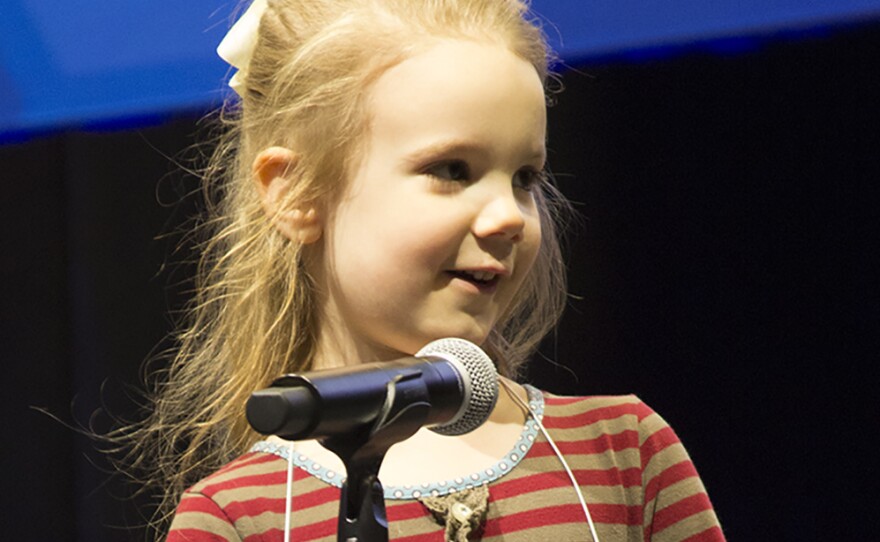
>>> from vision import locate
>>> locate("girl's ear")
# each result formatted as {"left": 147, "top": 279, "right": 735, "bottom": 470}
{"left": 252, "top": 146, "right": 323, "bottom": 244}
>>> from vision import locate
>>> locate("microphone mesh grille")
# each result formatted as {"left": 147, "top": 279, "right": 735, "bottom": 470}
{"left": 416, "top": 338, "right": 499, "bottom": 436}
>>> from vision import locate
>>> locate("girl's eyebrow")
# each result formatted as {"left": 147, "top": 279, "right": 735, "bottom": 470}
{"left": 402, "top": 139, "right": 488, "bottom": 167}
{"left": 402, "top": 139, "right": 546, "bottom": 168}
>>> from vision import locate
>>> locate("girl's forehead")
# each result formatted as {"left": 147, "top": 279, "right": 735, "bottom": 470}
{"left": 373, "top": 39, "right": 544, "bottom": 101}
{"left": 364, "top": 40, "right": 546, "bottom": 155}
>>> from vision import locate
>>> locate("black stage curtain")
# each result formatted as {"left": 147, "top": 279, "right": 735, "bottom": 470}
{"left": 2, "top": 23, "right": 877, "bottom": 541}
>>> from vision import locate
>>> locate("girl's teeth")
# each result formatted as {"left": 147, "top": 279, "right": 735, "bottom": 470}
{"left": 468, "top": 271, "right": 496, "bottom": 281}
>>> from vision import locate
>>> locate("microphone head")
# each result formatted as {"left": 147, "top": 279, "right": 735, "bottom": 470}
{"left": 416, "top": 337, "right": 499, "bottom": 436}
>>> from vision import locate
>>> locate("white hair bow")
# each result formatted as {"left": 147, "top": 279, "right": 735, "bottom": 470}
{"left": 217, "top": 0, "right": 268, "bottom": 95}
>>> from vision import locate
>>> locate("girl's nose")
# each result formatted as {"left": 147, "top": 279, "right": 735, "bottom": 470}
{"left": 472, "top": 187, "right": 528, "bottom": 242}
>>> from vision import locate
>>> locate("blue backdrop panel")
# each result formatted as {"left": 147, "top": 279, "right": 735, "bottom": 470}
{"left": 1, "top": 0, "right": 879, "bottom": 137}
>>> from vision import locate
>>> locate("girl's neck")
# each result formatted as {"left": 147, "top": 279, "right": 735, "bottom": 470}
{"left": 309, "top": 319, "right": 404, "bottom": 370}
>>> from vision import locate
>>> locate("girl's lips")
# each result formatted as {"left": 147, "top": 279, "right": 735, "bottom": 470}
{"left": 446, "top": 270, "right": 501, "bottom": 294}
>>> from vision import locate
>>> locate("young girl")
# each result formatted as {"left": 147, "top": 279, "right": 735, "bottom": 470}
{"left": 140, "top": 0, "right": 724, "bottom": 540}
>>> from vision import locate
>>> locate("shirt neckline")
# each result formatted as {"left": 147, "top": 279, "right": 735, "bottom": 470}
{"left": 250, "top": 384, "right": 544, "bottom": 500}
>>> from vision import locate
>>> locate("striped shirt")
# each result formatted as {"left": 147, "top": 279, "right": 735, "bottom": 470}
{"left": 167, "top": 390, "right": 724, "bottom": 541}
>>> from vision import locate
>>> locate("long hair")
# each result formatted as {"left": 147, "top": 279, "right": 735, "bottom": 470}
{"left": 119, "top": 0, "right": 570, "bottom": 535}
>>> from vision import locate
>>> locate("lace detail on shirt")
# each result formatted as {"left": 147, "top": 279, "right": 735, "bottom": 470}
{"left": 420, "top": 485, "right": 490, "bottom": 541}
{"left": 250, "top": 384, "right": 544, "bottom": 500}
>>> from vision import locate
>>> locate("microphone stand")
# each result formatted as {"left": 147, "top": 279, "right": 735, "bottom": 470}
{"left": 319, "top": 370, "right": 432, "bottom": 542}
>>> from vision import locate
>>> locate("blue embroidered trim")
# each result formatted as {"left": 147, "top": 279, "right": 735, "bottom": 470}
{"left": 250, "top": 384, "right": 544, "bottom": 500}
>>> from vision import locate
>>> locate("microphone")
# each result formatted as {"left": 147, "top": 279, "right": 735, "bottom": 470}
{"left": 246, "top": 337, "right": 499, "bottom": 440}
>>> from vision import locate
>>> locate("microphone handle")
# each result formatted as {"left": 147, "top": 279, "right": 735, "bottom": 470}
{"left": 246, "top": 356, "right": 465, "bottom": 440}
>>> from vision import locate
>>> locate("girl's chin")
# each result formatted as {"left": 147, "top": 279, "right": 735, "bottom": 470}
{"left": 355, "top": 320, "right": 495, "bottom": 361}
{"left": 416, "top": 330, "right": 491, "bottom": 352}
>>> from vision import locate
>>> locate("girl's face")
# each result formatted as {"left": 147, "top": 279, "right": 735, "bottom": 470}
{"left": 312, "top": 39, "right": 546, "bottom": 365}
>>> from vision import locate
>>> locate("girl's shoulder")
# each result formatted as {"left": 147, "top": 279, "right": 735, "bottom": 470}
{"left": 538, "top": 390, "right": 683, "bottom": 456}
{"left": 540, "top": 390, "right": 664, "bottom": 429}
{"left": 540, "top": 389, "right": 645, "bottom": 409}
{"left": 186, "top": 450, "right": 289, "bottom": 498}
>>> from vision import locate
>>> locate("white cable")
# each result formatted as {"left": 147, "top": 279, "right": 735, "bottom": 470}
{"left": 501, "top": 380, "right": 601, "bottom": 542}
{"left": 284, "top": 440, "right": 295, "bottom": 542}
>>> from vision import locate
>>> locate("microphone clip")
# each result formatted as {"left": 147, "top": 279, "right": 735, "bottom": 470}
{"left": 321, "top": 370, "right": 432, "bottom": 542}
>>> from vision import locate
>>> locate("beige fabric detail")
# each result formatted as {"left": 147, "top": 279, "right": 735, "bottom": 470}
{"left": 168, "top": 496, "right": 241, "bottom": 540}
{"left": 419, "top": 485, "right": 490, "bottom": 541}
{"left": 528, "top": 444, "right": 641, "bottom": 470}
{"left": 652, "top": 510, "right": 721, "bottom": 542}
{"left": 212, "top": 482, "right": 286, "bottom": 506}
{"left": 387, "top": 508, "right": 445, "bottom": 539}
{"left": 643, "top": 442, "right": 691, "bottom": 481}
{"left": 652, "top": 476, "right": 709, "bottom": 512}
{"left": 190, "top": 457, "right": 284, "bottom": 491}
{"left": 481, "top": 521, "right": 641, "bottom": 542}
{"left": 547, "top": 417, "right": 640, "bottom": 441}
{"left": 638, "top": 411, "right": 673, "bottom": 445}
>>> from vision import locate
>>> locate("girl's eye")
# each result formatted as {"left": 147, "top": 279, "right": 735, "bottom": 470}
{"left": 425, "top": 160, "right": 471, "bottom": 182}
{"left": 513, "top": 167, "right": 545, "bottom": 192}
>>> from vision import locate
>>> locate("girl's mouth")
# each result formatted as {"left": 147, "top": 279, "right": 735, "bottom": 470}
{"left": 447, "top": 270, "right": 501, "bottom": 292}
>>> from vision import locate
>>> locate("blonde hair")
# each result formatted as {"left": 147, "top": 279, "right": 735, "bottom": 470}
{"left": 123, "top": 0, "right": 570, "bottom": 535}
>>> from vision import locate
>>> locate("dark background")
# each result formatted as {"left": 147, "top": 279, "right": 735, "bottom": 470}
{"left": 2, "top": 23, "right": 878, "bottom": 541}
